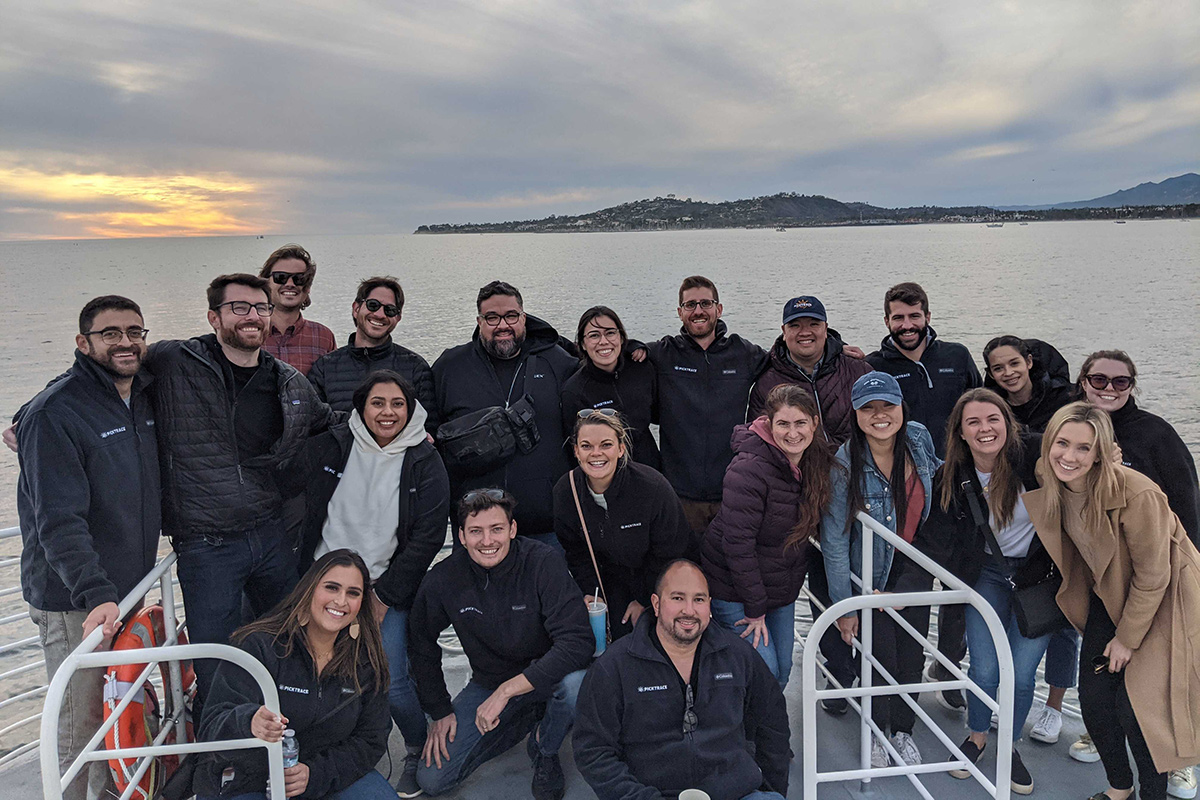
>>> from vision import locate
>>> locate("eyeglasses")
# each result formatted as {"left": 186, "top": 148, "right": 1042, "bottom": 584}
{"left": 213, "top": 301, "right": 274, "bottom": 316}
{"left": 480, "top": 311, "right": 523, "bottom": 327}
{"left": 582, "top": 328, "right": 621, "bottom": 345}
{"left": 83, "top": 327, "right": 149, "bottom": 345}
{"left": 577, "top": 408, "right": 620, "bottom": 420}
{"left": 360, "top": 298, "right": 401, "bottom": 318}
{"left": 1084, "top": 373, "right": 1134, "bottom": 392}
{"left": 462, "top": 488, "right": 508, "bottom": 503}
{"left": 269, "top": 271, "right": 311, "bottom": 287}
{"left": 682, "top": 684, "right": 698, "bottom": 734}
{"left": 679, "top": 299, "right": 716, "bottom": 311}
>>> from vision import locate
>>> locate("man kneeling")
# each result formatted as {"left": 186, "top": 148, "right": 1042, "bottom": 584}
{"left": 574, "top": 559, "right": 792, "bottom": 800}
{"left": 408, "top": 488, "right": 593, "bottom": 800}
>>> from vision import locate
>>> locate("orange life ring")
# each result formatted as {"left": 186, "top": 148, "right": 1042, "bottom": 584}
{"left": 103, "top": 605, "right": 197, "bottom": 800}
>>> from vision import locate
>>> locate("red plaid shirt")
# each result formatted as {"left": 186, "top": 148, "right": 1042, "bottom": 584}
{"left": 263, "top": 314, "right": 337, "bottom": 376}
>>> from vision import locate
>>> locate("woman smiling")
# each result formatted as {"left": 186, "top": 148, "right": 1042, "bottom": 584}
{"left": 982, "top": 336, "right": 1073, "bottom": 432}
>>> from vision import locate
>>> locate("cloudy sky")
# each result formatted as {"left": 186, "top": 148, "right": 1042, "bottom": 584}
{"left": 1, "top": 0, "right": 1196, "bottom": 240}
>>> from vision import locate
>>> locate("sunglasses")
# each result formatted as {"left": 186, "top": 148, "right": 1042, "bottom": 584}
{"left": 577, "top": 408, "right": 620, "bottom": 420}
{"left": 682, "top": 684, "right": 698, "bottom": 734}
{"left": 361, "top": 298, "right": 401, "bottom": 317}
{"left": 462, "top": 488, "right": 508, "bottom": 503}
{"left": 1092, "top": 654, "right": 1111, "bottom": 674}
{"left": 269, "top": 271, "right": 311, "bottom": 287}
{"left": 1084, "top": 373, "right": 1134, "bottom": 392}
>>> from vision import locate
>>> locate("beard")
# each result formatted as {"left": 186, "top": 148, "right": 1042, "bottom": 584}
{"left": 219, "top": 321, "right": 265, "bottom": 352}
{"left": 90, "top": 348, "right": 143, "bottom": 378}
{"left": 482, "top": 331, "right": 525, "bottom": 360}
{"left": 660, "top": 615, "right": 704, "bottom": 646}
{"left": 891, "top": 324, "right": 928, "bottom": 352}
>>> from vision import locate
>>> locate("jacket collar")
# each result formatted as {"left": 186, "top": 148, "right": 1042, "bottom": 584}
{"left": 346, "top": 332, "right": 394, "bottom": 360}
{"left": 581, "top": 353, "right": 625, "bottom": 383}
{"left": 768, "top": 327, "right": 849, "bottom": 380}
{"left": 464, "top": 532, "right": 524, "bottom": 582}
{"left": 676, "top": 319, "right": 729, "bottom": 351}
{"left": 469, "top": 313, "right": 563, "bottom": 356}
{"left": 573, "top": 461, "right": 632, "bottom": 501}
{"left": 625, "top": 613, "right": 729, "bottom": 664}
{"left": 71, "top": 348, "right": 154, "bottom": 399}
{"left": 877, "top": 325, "right": 941, "bottom": 360}
{"left": 186, "top": 333, "right": 288, "bottom": 384}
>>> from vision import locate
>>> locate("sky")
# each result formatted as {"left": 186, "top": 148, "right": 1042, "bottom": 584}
{"left": 1, "top": 0, "right": 1197, "bottom": 240}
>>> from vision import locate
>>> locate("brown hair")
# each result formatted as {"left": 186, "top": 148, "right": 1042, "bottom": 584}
{"left": 355, "top": 276, "right": 405, "bottom": 312}
{"left": 762, "top": 384, "right": 835, "bottom": 549}
{"left": 79, "top": 295, "right": 143, "bottom": 334}
{"left": 883, "top": 281, "right": 929, "bottom": 317}
{"left": 1039, "top": 402, "right": 1120, "bottom": 534}
{"left": 233, "top": 549, "right": 387, "bottom": 694}
{"left": 573, "top": 409, "right": 633, "bottom": 468}
{"left": 259, "top": 244, "right": 316, "bottom": 310}
{"left": 1076, "top": 349, "right": 1138, "bottom": 396}
{"left": 940, "top": 388, "right": 1024, "bottom": 528}
{"left": 678, "top": 275, "right": 719, "bottom": 306}
{"left": 207, "top": 273, "right": 269, "bottom": 310}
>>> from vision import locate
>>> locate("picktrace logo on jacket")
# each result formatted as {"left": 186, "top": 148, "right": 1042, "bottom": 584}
{"left": 99, "top": 426, "right": 127, "bottom": 438}
{"left": 637, "top": 684, "right": 668, "bottom": 693}
{"left": 458, "top": 606, "right": 483, "bottom": 615}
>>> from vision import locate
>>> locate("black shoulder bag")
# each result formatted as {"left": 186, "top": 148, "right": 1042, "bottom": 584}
{"left": 961, "top": 478, "right": 1068, "bottom": 639}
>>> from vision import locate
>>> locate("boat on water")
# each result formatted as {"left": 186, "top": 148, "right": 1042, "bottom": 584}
{"left": 986, "top": 222, "right": 1004, "bottom": 228}
{"left": 776, "top": 226, "right": 787, "bottom": 231}
{"left": 1019, "top": 221, "right": 1029, "bottom": 226}
{"left": 1114, "top": 219, "right": 1127, "bottom": 224}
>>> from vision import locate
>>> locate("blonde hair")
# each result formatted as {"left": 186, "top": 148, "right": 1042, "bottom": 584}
{"left": 1039, "top": 401, "right": 1119, "bottom": 534}
{"left": 573, "top": 410, "right": 633, "bottom": 468}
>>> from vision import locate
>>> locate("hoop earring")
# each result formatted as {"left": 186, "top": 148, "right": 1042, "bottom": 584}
{"left": 298, "top": 613, "right": 311, "bottom": 627}
{"left": 348, "top": 620, "right": 360, "bottom": 640}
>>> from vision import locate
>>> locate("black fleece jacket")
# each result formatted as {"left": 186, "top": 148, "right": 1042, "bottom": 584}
{"left": 1110, "top": 398, "right": 1200, "bottom": 544}
{"left": 573, "top": 615, "right": 791, "bottom": 800}
{"left": 308, "top": 334, "right": 438, "bottom": 432}
{"left": 408, "top": 537, "right": 593, "bottom": 720}
{"left": 552, "top": 464, "right": 690, "bottom": 639}
{"left": 432, "top": 315, "right": 578, "bottom": 535}
{"left": 17, "top": 351, "right": 161, "bottom": 612}
{"left": 560, "top": 354, "right": 661, "bottom": 470}
{"left": 289, "top": 421, "right": 450, "bottom": 611}
{"left": 195, "top": 630, "right": 389, "bottom": 799}
{"left": 647, "top": 321, "right": 769, "bottom": 501}
{"left": 867, "top": 327, "right": 982, "bottom": 457}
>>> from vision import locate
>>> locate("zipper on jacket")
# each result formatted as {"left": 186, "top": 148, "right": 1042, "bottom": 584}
{"left": 916, "top": 360, "right": 933, "bottom": 389}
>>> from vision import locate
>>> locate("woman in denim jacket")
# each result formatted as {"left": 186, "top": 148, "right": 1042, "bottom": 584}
{"left": 821, "top": 371, "right": 940, "bottom": 769}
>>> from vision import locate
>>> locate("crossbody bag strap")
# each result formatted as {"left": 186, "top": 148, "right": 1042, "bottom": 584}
{"left": 960, "top": 476, "right": 1016, "bottom": 588}
{"left": 569, "top": 469, "right": 612, "bottom": 641}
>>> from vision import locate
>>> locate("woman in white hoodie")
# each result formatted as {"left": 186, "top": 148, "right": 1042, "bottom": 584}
{"left": 293, "top": 370, "right": 450, "bottom": 798}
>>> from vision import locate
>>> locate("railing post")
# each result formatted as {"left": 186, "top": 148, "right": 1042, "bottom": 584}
{"left": 159, "top": 566, "right": 188, "bottom": 748}
{"left": 859, "top": 517, "right": 874, "bottom": 791}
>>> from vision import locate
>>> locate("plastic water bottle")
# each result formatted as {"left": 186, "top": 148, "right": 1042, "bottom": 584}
{"left": 281, "top": 730, "right": 299, "bottom": 768}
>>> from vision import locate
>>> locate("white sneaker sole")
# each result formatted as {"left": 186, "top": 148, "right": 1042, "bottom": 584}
{"left": 1069, "top": 747, "right": 1102, "bottom": 764}
{"left": 1030, "top": 727, "right": 1060, "bottom": 744}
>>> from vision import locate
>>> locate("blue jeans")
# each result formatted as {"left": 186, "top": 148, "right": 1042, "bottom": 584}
{"left": 710, "top": 599, "right": 796, "bottom": 689}
{"left": 964, "top": 560, "right": 1052, "bottom": 740}
{"left": 416, "top": 670, "right": 586, "bottom": 796}
{"left": 379, "top": 608, "right": 428, "bottom": 749}
{"left": 199, "top": 768, "right": 396, "bottom": 800}
{"left": 175, "top": 518, "right": 299, "bottom": 704}
{"left": 742, "top": 793, "right": 786, "bottom": 800}
{"left": 1044, "top": 625, "right": 1080, "bottom": 688}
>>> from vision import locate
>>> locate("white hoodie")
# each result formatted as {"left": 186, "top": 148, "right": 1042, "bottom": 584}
{"left": 316, "top": 401, "right": 429, "bottom": 579}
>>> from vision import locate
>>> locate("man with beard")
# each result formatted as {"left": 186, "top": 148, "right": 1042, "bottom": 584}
{"left": 573, "top": 560, "right": 791, "bottom": 800}
{"left": 258, "top": 243, "right": 336, "bottom": 376}
{"left": 308, "top": 275, "right": 437, "bottom": 430}
{"left": 645, "top": 276, "right": 770, "bottom": 546}
{"left": 432, "top": 281, "right": 577, "bottom": 543}
{"left": 17, "top": 296, "right": 160, "bottom": 800}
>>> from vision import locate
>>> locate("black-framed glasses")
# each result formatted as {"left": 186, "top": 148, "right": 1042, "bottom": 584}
{"left": 679, "top": 299, "right": 716, "bottom": 311}
{"left": 577, "top": 408, "right": 620, "bottom": 420}
{"left": 479, "top": 311, "right": 523, "bottom": 327}
{"left": 269, "top": 271, "right": 311, "bottom": 287}
{"left": 1085, "top": 373, "right": 1134, "bottom": 392}
{"left": 83, "top": 327, "right": 149, "bottom": 345}
{"left": 362, "top": 298, "right": 400, "bottom": 317}
{"left": 682, "top": 684, "right": 698, "bottom": 734}
{"left": 462, "top": 488, "right": 508, "bottom": 503}
{"left": 582, "top": 328, "right": 621, "bottom": 344}
{"left": 213, "top": 301, "right": 274, "bottom": 316}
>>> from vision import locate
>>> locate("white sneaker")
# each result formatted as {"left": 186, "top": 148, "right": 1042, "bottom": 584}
{"left": 1069, "top": 733, "right": 1101, "bottom": 763}
{"left": 1030, "top": 707, "right": 1062, "bottom": 744}
{"left": 871, "top": 735, "right": 891, "bottom": 768}
{"left": 990, "top": 711, "right": 999, "bottom": 730}
{"left": 891, "top": 732, "right": 922, "bottom": 766}
{"left": 1169, "top": 766, "right": 1198, "bottom": 800}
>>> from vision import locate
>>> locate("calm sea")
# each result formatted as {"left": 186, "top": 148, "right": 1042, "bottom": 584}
{"left": 1, "top": 220, "right": 1197, "bottom": 524}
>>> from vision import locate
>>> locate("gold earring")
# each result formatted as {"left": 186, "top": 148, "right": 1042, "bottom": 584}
{"left": 298, "top": 613, "right": 311, "bottom": 627}
{"left": 348, "top": 620, "right": 360, "bottom": 640}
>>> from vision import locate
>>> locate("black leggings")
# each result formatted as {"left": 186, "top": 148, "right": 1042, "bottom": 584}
{"left": 869, "top": 604, "right": 931, "bottom": 736}
{"left": 1079, "top": 592, "right": 1167, "bottom": 800}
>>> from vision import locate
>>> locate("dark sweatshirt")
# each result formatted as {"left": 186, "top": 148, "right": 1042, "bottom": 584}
{"left": 1110, "top": 398, "right": 1200, "bottom": 544}
{"left": 407, "top": 537, "right": 594, "bottom": 720}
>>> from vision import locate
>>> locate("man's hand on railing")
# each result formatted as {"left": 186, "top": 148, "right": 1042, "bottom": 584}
{"left": 836, "top": 614, "right": 858, "bottom": 645}
{"left": 283, "top": 763, "right": 309, "bottom": 797}
{"left": 736, "top": 615, "right": 770, "bottom": 648}
{"left": 250, "top": 706, "right": 289, "bottom": 742}
{"left": 872, "top": 589, "right": 906, "bottom": 611}
{"left": 82, "top": 602, "right": 122, "bottom": 646}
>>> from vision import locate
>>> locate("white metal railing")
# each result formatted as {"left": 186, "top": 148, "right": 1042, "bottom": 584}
{"left": 802, "top": 511, "right": 1016, "bottom": 799}
{"left": 38, "top": 552, "right": 286, "bottom": 800}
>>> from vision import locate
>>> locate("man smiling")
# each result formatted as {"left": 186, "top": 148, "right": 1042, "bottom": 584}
{"left": 258, "top": 244, "right": 336, "bottom": 376}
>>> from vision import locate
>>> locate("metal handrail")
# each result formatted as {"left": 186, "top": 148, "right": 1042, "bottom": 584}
{"left": 38, "top": 552, "right": 285, "bottom": 800}
{"left": 802, "top": 510, "right": 1016, "bottom": 800}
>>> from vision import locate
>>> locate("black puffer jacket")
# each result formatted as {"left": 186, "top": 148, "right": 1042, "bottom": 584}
{"left": 560, "top": 355, "right": 660, "bottom": 470}
{"left": 648, "top": 321, "right": 769, "bottom": 501}
{"left": 308, "top": 334, "right": 438, "bottom": 431}
{"left": 983, "top": 338, "right": 1073, "bottom": 432}
{"left": 146, "top": 335, "right": 335, "bottom": 539}
{"left": 1111, "top": 398, "right": 1200, "bottom": 544}
{"left": 701, "top": 421, "right": 813, "bottom": 618}
{"left": 291, "top": 422, "right": 449, "bottom": 611}
{"left": 552, "top": 464, "right": 690, "bottom": 639}
{"left": 195, "top": 630, "right": 389, "bottom": 800}
{"left": 431, "top": 315, "right": 578, "bottom": 536}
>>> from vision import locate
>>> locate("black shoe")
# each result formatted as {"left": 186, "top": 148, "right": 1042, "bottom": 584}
{"left": 1010, "top": 748, "right": 1033, "bottom": 795}
{"left": 821, "top": 696, "right": 849, "bottom": 715}
{"left": 949, "top": 737, "right": 986, "bottom": 779}
{"left": 395, "top": 751, "right": 424, "bottom": 798}
{"left": 531, "top": 751, "right": 565, "bottom": 800}
{"left": 935, "top": 687, "right": 967, "bottom": 713}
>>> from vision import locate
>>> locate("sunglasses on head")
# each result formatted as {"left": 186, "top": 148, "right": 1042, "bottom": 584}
{"left": 462, "top": 488, "right": 507, "bottom": 503}
{"left": 577, "top": 408, "right": 620, "bottom": 420}
{"left": 361, "top": 298, "right": 401, "bottom": 317}
{"left": 269, "top": 271, "right": 311, "bottom": 287}
{"left": 1085, "top": 373, "right": 1134, "bottom": 392}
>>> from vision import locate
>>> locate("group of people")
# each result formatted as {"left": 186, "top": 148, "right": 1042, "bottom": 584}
{"left": 12, "top": 242, "right": 1200, "bottom": 800}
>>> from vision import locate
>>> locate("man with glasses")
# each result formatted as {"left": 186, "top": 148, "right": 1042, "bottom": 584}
{"left": 257, "top": 243, "right": 337, "bottom": 376}
{"left": 408, "top": 489, "right": 592, "bottom": 800}
{"left": 432, "top": 280, "right": 577, "bottom": 544}
{"left": 17, "top": 295, "right": 160, "bottom": 800}
{"left": 308, "top": 275, "right": 437, "bottom": 430}
{"left": 574, "top": 559, "right": 790, "bottom": 800}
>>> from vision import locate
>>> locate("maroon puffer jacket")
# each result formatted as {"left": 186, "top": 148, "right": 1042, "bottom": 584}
{"left": 701, "top": 420, "right": 813, "bottom": 617}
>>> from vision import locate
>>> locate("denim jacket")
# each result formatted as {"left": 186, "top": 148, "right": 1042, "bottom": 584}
{"left": 820, "top": 422, "right": 941, "bottom": 610}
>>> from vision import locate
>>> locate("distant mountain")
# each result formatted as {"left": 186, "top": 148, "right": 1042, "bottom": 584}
{"left": 999, "top": 173, "right": 1200, "bottom": 211}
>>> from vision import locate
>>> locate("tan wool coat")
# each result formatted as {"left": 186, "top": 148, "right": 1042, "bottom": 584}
{"left": 1025, "top": 464, "right": 1200, "bottom": 773}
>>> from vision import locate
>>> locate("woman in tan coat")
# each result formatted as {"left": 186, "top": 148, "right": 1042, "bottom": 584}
{"left": 1024, "top": 402, "right": 1200, "bottom": 800}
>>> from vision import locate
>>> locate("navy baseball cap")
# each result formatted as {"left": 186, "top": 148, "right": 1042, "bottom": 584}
{"left": 851, "top": 371, "right": 904, "bottom": 409}
{"left": 782, "top": 296, "right": 827, "bottom": 324}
